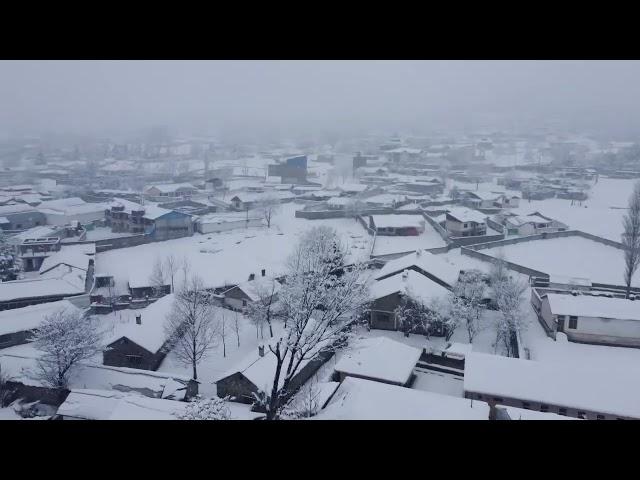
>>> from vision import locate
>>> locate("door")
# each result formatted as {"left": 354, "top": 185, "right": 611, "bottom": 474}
{"left": 557, "top": 316, "right": 565, "bottom": 332}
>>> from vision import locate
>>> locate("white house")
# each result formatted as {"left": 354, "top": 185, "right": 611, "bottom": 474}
{"left": 503, "top": 212, "right": 567, "bottom": 236}
{"left": 464, "top": 352, "right": 640, "bottom": 420}
{"left": 196, "top": 213, "right": 263, "bottom": 233}
{"left": 315, "top": 377, "right": 490, "bottom": 420}
{"left": 444, "top": 207, "right": 487, "bottom": 237}
{"left": 494, "top": 194, "right": 520, "bottom": 208}
{"left": 538, "top": 292, "right": 640, "bottom": 347}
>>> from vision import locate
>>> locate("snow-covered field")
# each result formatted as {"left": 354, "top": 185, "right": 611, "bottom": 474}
{"left": 372, "top": 223, "right": 447, "bottom": 257}
{"left": 483, "top": 235, "right": 636, "bottom": 286}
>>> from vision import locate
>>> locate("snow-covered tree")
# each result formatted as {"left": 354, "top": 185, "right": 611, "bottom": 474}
{"left": 426, "top": 297, "right": 459, "bottom": 342}
{"left": 164, "top": 275, "right": 219, "bottom": 380}
{"left": 179, "top": 396, "right": 231, "bottom": 420}
{"left": 259, "top": 226, "right": 370, "bottom": 420}
{"left": 0, "top": 362, "right": 13, "bottom": 407}
{"left": 256, "top": 194, "right": 281, "bottom": 229}
{"left": 244, "top": 278, "right": 279, "bottom": 339}
{"left": 622, "top": 181, "right": 640, "bottom": 298}
{"left": 32, "top": 309, "right": 103, "bottom": 389}
{"left": 490, "top": 265, "right": 528, "bottom": 357}
{"left": 345, "top": 197, "right": 367, "bottom": 218}
{"left": 451, "top": 269, "right": 486, "bottom": 343}
{"left": 394, "top": 293, "right": 431, "bottom": 337}
{"left": 281, "top": 377, "right": 323, "bottom": 419}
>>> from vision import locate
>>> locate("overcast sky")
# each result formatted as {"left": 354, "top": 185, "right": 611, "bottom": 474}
{"left": 1, "top": 60, "right": 640, "bottom": 140}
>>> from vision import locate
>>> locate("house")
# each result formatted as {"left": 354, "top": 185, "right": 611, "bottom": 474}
{"left": 494, "top": 194, "right": 520, "bottom": 208}
{"left": 0, "top": 203, "right": 46, "bottom": 230}
{"left": 37, "top": 197, "right": 108, "bottom": 225}
{"left": 267, "top": 155, "right": 308, "bottom": 183}
{"left": 216, "top": 344, "right": 334, "bottom": 406}
{"left": 397, "top": 179, "right": 444, "bottom": 195}
{"left": 338, "top": 183, "right": 368, "bottom": 196}
{"left": 464, "top": 352, "right": 640, "bottom": 420}
{"left": 374, "top": 249, "right": 461, "bottom": 289}
{"left": 315, "top": 377, "right": 490, "bottom": 420}
{"left": 196, "top": 213, "right": 262, "bottom": 233}
{"left": 463, "top": 191, "right": 501, "bottom": 209}
{"left": 223, "top": 273, "right": 281, "bottom": 311}
{"left": 503, "top": 212, "right": 567, "bottom": 236}
{"left": 363, "top": 193, "right": 406, "bottom": 209}
{"left": 368, "top": 214, "right": 425, "bottom": 236}
{"left": 205, "top": 177, "right": 224, "bottom": 191}
{"left": 102, "top": 294, "right": 175, "bottom": 371}
{"left": 385, "top": 147, "right": 423, "bottom": 164}
{"left": 157, "top": 199, "right": 216, "bottom": 216}
{"left": 537, "top": 292, "right": 640, "bottom": 347}
{"left": 327, "top": 197, "right": 352, "bottom": 210}
{"left": 18, "top": 237, "right": 61, "bottom": 271}
{"left": 368, "top": 269, "right": 450, "bottom": 331}
{"left": 105, "top": 198, "right": 193, "bottom": 240}
{"left": 444, "top": 207, "right": 487, "bottom": 237}
{"left": 334, "top": 337, "right": 422, "bottom": 387}
{"left": 143, "top": 183, "right": 198, "bottom": 202}
{"left": 0, "top": 300, "right": 79, "bottom": 349}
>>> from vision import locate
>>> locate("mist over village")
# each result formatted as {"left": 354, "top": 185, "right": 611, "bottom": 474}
{"left": 1, "top": 60, "right": 640, "bottom": 421}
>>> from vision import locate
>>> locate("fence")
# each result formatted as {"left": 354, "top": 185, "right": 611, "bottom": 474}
{"left": 460, "top": 246, "right": 549, "bottom": 278}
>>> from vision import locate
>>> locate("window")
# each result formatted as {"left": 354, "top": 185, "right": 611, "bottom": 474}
{"left": 463, "top": 223, "right": 468, "bottom": 228}
{"left": 477, "top": 394, "right": 483, "bottom": 400}
{"left": 242, "top": 299, "right": 247, "bottom": 307}
{"left": 126, "top": 355, "right": 142, "bottom": 365}
{"left": 540, "top": 404, "right": 548, "bottom": 412}
{"left": 557, "top": 316, "right": 565, "bottom": 332}
{"left": 559, "top": 408, "right": 567, "bottom": 416}
{"left": 569, "top": 316, "right": 578, "bottom": 329}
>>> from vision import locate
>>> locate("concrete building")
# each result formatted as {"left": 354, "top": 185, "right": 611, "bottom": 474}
{"left": 444, "top": 207, "right": 487, "bottom": 237}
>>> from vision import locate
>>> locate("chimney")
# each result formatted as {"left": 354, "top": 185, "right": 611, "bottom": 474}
{"left": 135, "top": 314, "right": 142, "bottom": 325}
{"left": 402, "top": 270, "right": 409, "bottom": 281}
{"left": 261, "top": 269, "right": 266, "bottom": 277}
{"left": 248, "top": 273, "right": 255, "bottom": 281}
{"left": 258, "top": 345, "right": 265, "bottom": 357}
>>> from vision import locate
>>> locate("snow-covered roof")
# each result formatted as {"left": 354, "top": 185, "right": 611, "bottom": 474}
{"left": 39, "top": 247, "right": 91, "bottom": 274}
{"left": 547, "top": 275, "right": 592, "bottom": 287}
{"left": 0, "top": 300, "right": 79, "bottom": 336}
{"left": 364, "top": 194, "right": 406, "bottom": 206}
{"left": 370, "top": 269, "right": 450, "bottom": 304}
{"left": 105, "top": 294, "right": 175, "bottom": 354}
{"left": 464, "top": 352, "right": 640, "bottom": 419}
{"left": 442, "top": 342, "right": 473, "bottom": 360}
{"left": 466, "top": 191, "right": 500, "bottom": 201}
{"left": 110, "top": 198, "right": 173, "bottom": 220}
{"left": 506, "top": 214, "right": 551, "bottom": 227}
{"left": 231, "top": 277, "right": 282, "bottom": 302}
{"left": 545, "top": 293, "right": 640, "bottom": 321}
{"left": 386, "top": 147, "right": 422, "bottom": 154}
{"left": 0, "top": 275, "right": 86, "bottom": 302}
{"left": 198, "top": 213, "right": 261, "bottom": 224}
{"left": 327, "top": 197, "right": 352, "bottom": 206}
{"left": 445, "top": 207, "right": 487, "bottom": 224}
{"left": 0, "top": 203, "right": 35, "bottom": 215}
{"left": 0, "top": 216, "right": 9, "bottom": 224}
{"left": 316, "top": 377, "right": 489, "bottom": 420}
{"left": 145, "top": 183, "right": 196, "bottom": 194}
{"left": 370, "top": 214, "right": 425, "bottom": 230}
{"left": 338, "top": 183, "right": 368, "bottom": 193}
{"left": 374, "top": 249, "right": 460, "bottom": 287}
{"left": 56, "top": 389, "right": 187, "bottom": 420}
{"left": 497, "top": 406, "right": 578, "bottom": 421}
{"left": 334, "top": 337, "right": 421, "bottom": 385}
{"left": 8, "top": 226, "right": 59, "bottom": 243}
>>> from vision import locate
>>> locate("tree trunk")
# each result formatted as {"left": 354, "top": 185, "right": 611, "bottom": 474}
{"left": 193, "top": 360, "right": 198, "bottom": 380}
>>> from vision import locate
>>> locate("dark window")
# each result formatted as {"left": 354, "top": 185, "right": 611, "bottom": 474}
{"left": 559, "top": 408, "right": 567, "bottom": 416}
{"left": 463, "top": 223, "right": 468, "bottom": 228}
{"left": 242, "top": 299, "right": 247, "bottom": 307}
{"left": 557, "top": 316, "right": 565, "bottom": 332}
{"left": 477, "top": 394, "right": 483, "bottom": 400}
{"left": 540, "top": 404, "right": 548, "bottom": 412}
{"left": 569, "top": 316, "right": 578, "bottom": 329}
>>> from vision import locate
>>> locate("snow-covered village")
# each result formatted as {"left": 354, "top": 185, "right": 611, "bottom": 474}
{"left": 1, "top": 60, "right": 640, "bottom": 421}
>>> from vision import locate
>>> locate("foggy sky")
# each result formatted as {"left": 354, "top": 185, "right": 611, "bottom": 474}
{"left": 1, "top": 60, "right": 640, "bottom": 140}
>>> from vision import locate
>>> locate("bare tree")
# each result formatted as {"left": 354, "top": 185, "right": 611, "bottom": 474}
{"left": 258, "top": 226, "right": 370, "bottom": 420}
{"left": 282, "top": 376, "right": 323, "bottom": 419}
{"left": 164, "top": 275, "right": 219, "bottom": 380}
{"left": 233, "top": 311, "right": 241, "bottom": 348}
{"left": 219, "top": 311, "right": 228, "bottom": 358}
{"left": 164, "top": 254, "right": 178, "bottom": 293}
{"left": 149, "top": 255, "right": 167, "bottom": 297}
{"left": 622, "top": 181, "right": 640, "bottom": 298}
{"left": 256, "top": 194, "right": 281, "bottom": 229}
{"left": 31, "top": 309, "right": 103, "bottom": 389}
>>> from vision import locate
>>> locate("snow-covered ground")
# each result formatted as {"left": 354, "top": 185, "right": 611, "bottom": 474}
{"left": 372, "top": 223, "right": 447, "bottom": 256}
